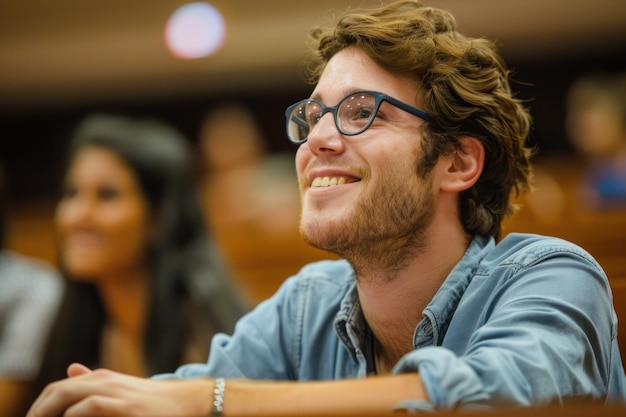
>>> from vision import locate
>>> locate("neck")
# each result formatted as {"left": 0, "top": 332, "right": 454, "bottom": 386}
{"left": 356, "top": 214, "right": 471, "bottom": 369}
{"left": 98, "top": 266, "right": 150, "bottom": 337}
{"left": 97, "top": 266, "right": 151, "bottom": 376}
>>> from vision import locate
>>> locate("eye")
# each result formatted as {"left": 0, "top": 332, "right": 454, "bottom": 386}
{"left": 341, "top": 94, "right": 378, "bottom": 124}
{"left": 355, "top": 107, "right": 374, "bottom": 120}
{"left": 97, "top": 186, "right": 120, "bottom": 201}
{"left": 342, "top": 103, "right": 373, "bottom": 121}
{"left": 305, "top": 102, "right": 323, "bottom": 127}
{"left": 61, "top": 185, "right": 77, "bottom": 200}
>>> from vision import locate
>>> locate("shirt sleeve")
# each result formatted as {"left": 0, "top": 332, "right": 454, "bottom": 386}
{"left": 153, "top": 275, "right": 302, "bottom": 380}
{"left": 0, "top": 255, "right": 62, "bottom": 379}
{"left": 392, "top": 247, "right": 620, "bottom": 410}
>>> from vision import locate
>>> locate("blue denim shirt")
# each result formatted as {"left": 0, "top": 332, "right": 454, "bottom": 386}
{"left": 155, "top": 233, "right": 626, "bottom": 410}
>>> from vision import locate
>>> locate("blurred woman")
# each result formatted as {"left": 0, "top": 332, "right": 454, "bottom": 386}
{"left": 29, "top": 114, "right": 249, "bottom": 406}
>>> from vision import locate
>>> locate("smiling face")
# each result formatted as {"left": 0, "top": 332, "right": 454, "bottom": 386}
{"left": 55, "top": 146, "right": 153, "bottom": 282}
{"left": 295, "top": 47, "right": 437, "bottom": 270}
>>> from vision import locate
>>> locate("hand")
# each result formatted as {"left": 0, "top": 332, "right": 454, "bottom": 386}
{"left": 66, "top": 362, "right": 92, "bottom": 378}
{"left": 27, "top": 363, "right": 212, "bottom": 417}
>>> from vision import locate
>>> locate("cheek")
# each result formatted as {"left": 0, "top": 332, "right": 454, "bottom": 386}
{"left": 96, "top": 213, "right": 150, "bottom": 277}
{"left": 106, "top": 208, "right": 152, "bottom": 254}
{"left": 295, "top": 146, "right": 310, "bottom": 184}
{"left": 54, "top": 203, "right": 73, "bottom": 235}
{"left": 369, "top": 144, "right": 412, "bottom": 179}
{"left": 294, "top": 145, "right": 308, "bottom": 169}
{"left": 371, "top": 151, "right": 424, "bottom": 198}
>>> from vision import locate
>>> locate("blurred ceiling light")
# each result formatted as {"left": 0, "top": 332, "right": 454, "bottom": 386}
{"left": 164, "top": 2, "right": 226, "bottom": 59}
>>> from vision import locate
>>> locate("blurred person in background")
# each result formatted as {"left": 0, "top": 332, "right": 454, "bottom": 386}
{"left": 198, "top": 102, "right": 300, "bottom": 236}
{"left": 565, "top": 72, "right": 626, "bottom": 208}
{"left": 516, "top": 73, "right": 626, "bottom": 227}
{"left": 197, "top": 103, "right": 329, "bottom": 301}
{"left": 0, "top": 161, "right": 62, "bottom": 417}
{"left": 27, "top": 114, "right": 249, "bottom": 411}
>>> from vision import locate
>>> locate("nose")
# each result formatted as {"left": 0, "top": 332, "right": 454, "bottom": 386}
{"left": 305, "top": 111, "right": 346, "bottom": 155}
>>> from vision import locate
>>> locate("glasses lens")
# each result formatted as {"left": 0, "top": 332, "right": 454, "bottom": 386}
{"left": 338, "top": 92, "right": 377, "bottom": 135}
{"left": 287, "top": 100, "right": 321, "bottom": 143}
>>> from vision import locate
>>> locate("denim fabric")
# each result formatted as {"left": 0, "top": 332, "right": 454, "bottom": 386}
{"left": 154, "top": 233, "right": 626, "bottom": 410}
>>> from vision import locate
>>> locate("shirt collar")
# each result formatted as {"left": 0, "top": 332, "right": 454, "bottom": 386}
{"left": 333, "top": 235, "right": 494, "bottom": 356}
{"left": 417, "top": 235, "right": 493, "bottom": 346}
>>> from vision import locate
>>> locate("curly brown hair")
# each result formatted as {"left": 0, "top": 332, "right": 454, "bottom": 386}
{"left": 303, "top": 0, "right": 534, "bottom": 239}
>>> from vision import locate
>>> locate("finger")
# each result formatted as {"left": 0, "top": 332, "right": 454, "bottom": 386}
{"left": 27, "top": 369, "right": 120, "bottom": 417}
{"left": 27, "top": 378, "right": 87, "bottom": 417}
{"left": 68, "top": 362, "right": 93, "bottom": 378}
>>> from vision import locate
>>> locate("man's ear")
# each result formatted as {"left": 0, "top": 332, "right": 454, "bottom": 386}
{"left": 440, "top": 137, "right": 484, "bottom": 192}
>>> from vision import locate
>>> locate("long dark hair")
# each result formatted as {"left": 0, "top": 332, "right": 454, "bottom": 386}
{"left": 32, "top": 114, "right": 248, "bottom": 397}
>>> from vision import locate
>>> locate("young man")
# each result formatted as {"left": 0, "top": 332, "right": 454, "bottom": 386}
{"left": 27, "top": 1, "right": 626, "bottom": 415}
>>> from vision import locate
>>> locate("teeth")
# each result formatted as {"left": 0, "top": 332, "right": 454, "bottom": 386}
{"left": 311, "top": 176, "right": 348, "bottom": 188}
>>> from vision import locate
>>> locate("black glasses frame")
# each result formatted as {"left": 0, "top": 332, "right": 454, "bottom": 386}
{"left": 285, "top": 90, "right": 433, "bottom": 144}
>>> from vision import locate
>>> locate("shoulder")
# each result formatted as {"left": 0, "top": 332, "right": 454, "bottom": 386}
{"left": 0, "top": 250, "right": 59, "bottom": 275}
{"left": 267, "top": 259, "right": 355, "bottom": 308}
{"left": 295, "top": 258, "right": 355, "bottom": 280}
{"left": 287, "top": 258, "right": 355, "bottom": 291}
{"left": 476, "top": 232, "right": 607, "bottom": 286}
{"left": 0, "top": 250, "right": 62, "bottom": 299}
{"left": 492, "top": 233, "right": 600, "bottom": 269}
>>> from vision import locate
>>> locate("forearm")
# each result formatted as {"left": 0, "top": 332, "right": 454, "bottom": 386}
{"left": 222, "top": 373, "right": 426, "bottom": 416}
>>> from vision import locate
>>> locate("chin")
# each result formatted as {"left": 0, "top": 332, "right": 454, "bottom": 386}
{"left": 300, "top": 220, "right": 337, "bottom": 252}
{"left": 62, "top": 258, "right": 102, "bottom": 281}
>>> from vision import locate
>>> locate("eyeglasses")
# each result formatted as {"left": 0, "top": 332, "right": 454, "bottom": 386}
{"left": 285, "top": 90, "right": 432, "bottom": 144}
